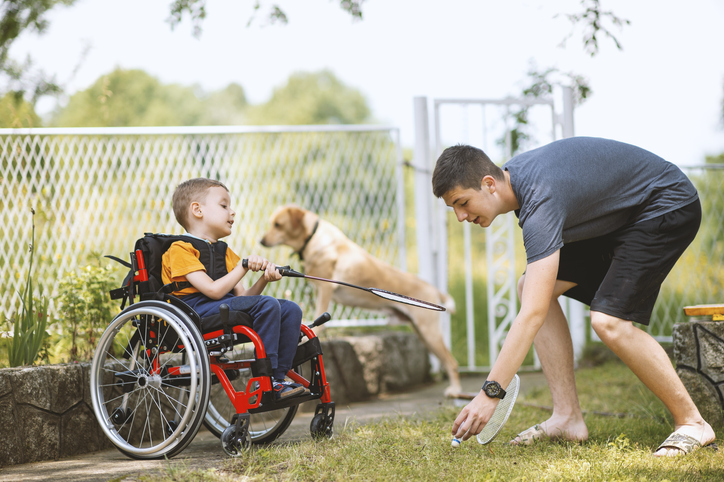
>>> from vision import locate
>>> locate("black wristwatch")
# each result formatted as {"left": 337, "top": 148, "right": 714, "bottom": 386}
{"left": 482, "top": 380, "right": 506, "bottom": 399}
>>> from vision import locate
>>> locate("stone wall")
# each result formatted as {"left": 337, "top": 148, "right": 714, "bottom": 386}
{"left": 0, "top": 364, "right": 114, "bottom": 467}
{"left": 673, "top": 321, "right": 724, "bottom": 428}
{"left": 0, "top": 332, "right": 431, "bottom": 467}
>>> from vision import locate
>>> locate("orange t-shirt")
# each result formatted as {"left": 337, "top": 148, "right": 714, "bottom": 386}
{"left": 161, "top": 241, "right": 240, "bottom": 296}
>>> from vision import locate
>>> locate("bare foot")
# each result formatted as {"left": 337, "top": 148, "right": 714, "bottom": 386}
{"left": 653, "top": 421, "right": 716, "bottom": 457}
{"left": 510, "top": 417, "right": 588, "bottom": 445}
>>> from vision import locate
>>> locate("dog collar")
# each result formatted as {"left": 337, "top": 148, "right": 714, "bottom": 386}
{"left": 295, "top": 219, "right": 319, "bottom": 261}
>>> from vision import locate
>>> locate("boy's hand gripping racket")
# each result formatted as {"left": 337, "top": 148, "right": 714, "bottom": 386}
{"left": 476, "top": 374, "right": 520, "bottom": 445}
{"left": 241, "top": 259, "right": 446, "bottom": 311}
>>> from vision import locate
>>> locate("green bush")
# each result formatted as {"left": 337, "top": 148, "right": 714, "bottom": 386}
{"left": 53, "top": 260, "right": 121, "bottom": 362}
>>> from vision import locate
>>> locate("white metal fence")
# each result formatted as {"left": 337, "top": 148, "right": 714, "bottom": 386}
{"left": 1, "top": 125, "right": 405, "bottom": 324}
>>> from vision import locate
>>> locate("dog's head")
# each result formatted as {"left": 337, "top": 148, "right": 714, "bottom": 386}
{"left": 260, "top": 204, "right": 310, "bottom": 250}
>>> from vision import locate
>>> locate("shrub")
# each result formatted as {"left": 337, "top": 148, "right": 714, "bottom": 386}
{"left": 54, "top": 259, "right": 120, "bottom": 362}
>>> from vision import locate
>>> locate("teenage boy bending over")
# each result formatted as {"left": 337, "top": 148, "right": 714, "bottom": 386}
{"left": 433, "top": 137, "right": 715, "bottom": 456}
{"left": 162, "top": 178, "right": 305, "bottom": 400}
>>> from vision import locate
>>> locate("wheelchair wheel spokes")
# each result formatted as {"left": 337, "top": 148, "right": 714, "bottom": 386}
{"left": 90, "top": 302, "right": 211, "bottom": 459}
{"left": 203, "top": 341, "right": 297, "bottom": 444}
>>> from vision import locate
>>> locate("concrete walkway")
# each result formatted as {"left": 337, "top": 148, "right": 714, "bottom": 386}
{"left": 0, "top": 373, "right": 548, "bottom": 482}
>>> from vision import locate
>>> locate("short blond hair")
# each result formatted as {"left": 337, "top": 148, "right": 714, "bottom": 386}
{"left": 172, "top": 178, "right": 229, "bottom": 230}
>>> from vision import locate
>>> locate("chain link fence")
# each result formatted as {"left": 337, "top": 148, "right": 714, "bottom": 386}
{"left": 648, "top": 165, "right": 724, "bottom": 341}
{"left": 1, "top": 126, "right": 404, "bottom": 323}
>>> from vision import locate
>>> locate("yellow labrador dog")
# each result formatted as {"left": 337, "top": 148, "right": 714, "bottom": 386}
{"left": 260, "top": 204, "right": 462, "bottom": 397}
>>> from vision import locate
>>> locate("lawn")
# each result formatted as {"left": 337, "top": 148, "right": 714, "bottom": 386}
{"left": 141, "top": 360, "right": 723, "bottom": 481}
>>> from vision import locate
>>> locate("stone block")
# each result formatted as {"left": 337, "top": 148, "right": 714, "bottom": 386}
{"left": 0, "top": 395, "right": 23, "bottom": 467}
{"left": 17, "top": 404, "right": 60, "bottom": 463}
{"left": 81, "top": 362, "right": 93, "bottom": 408}
{"left": 0, "top": 370, "right": 12, "bottom": 398}
{"left": 379, "top": 332, "right": 432, "bottom": 392}
{"left": 673, "top": 322, "right": 724, "bottom": 428}
{"left": 344, "top": 332, "right": 431, "bottom": 395}
{"left": 342, "top": 335, "right": 384, "bottom": 394}
{"left": 10, "top": 364, "right": 84, "bottom": 414}
{"left": 60, "top": 403, "right": 112, "bottom": 458}
{"left": 318, "top": 339, "right": 371, "bottom": 405}
{"left": 677, "top": 368, "right": 724, "bottom": 428}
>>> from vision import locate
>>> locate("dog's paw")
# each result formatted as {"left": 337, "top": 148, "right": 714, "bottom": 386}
{"left": 444, "top": 385, "right": 464, "bottom": 398}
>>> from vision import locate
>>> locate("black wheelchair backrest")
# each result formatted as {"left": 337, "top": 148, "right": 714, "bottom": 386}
{"left": 109, "top": 233, "right": 192, "bottom": 305}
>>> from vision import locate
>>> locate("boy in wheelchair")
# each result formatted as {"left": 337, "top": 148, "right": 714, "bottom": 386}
{"left": 91, "top": 177, "right": 335, "bottom": 459}
{"left": 163, "top": 178, "right": 305, "bottom": 400}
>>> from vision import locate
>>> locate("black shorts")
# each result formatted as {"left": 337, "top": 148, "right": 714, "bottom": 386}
{"left": 557, "top": 199, "right": 701, "bottom": 325}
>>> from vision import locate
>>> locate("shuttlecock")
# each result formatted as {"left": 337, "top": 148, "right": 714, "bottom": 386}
{"left": 451, "top": 437, "right": 462, "bottom": 448}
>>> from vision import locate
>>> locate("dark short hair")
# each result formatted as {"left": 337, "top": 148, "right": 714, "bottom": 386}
{"left": 172, "top": 178, "right": 228, "bottom": 229}
{"left": 432, "top": 144, "right": 504, "bottom": 198}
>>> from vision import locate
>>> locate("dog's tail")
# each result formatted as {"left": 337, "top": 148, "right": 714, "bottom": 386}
{"left": 440, "top": 292, "right": 456, "bottom": 314}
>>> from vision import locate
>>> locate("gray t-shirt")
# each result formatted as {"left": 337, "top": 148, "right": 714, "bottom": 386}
{"left": 504, "top": 137, "right": 698, "bottom": 263}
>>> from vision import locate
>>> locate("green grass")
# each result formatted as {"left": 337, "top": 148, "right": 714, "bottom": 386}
{"left": 138, "top": 360, "right": 723, "bottom": 481}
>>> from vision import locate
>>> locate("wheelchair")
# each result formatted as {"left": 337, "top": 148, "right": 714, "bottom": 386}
{"left": 90, "top": 233, "right": 335, "bottom": 459}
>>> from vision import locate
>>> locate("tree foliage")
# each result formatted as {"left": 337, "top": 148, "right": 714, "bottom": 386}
{"left": 167, "top": 0, "right": 364, "bottom": 36}
{"left": 505, "top": 66, "right": 592, "bottom": 154}
{"left": 1, "top": 0, "right": 363, "bottom": 109}
{"left": 0, "top": 0, "right": 76, "bottom": 110}
{"left": 246, "top": 70, "right": 370, "bottom": 125}
{"left": 52, "top": 68, "right": 207, "bottom": 127}
{"left": 558, "top": 0, "right": 631, "bottom": 57}
{"left": 51, "top": 68, "right": 369, "bottom": 127}
{"left": 0, "top": 90, "right": 40, "bottom": 127}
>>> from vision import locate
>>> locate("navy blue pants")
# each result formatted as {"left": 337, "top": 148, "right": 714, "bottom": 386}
{"left": 181, "top": 293, "right": 303, "bottom": 380}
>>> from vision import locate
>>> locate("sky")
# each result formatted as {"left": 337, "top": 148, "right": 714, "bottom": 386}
{"left": 9, "top": 0, "right": 724, "bottom": 165}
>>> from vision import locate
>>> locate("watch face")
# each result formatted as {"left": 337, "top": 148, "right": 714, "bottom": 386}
{"left": 484, "top": 381, "right": 501, "bottom": 397}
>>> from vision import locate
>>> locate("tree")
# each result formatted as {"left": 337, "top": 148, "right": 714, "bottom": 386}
{"left": 504, "top": 0, "right": 629, "bottom": 153}
{"left": 0, "top": 0, "right": 77, "bottom": 113}
{"left": 0, "top": 90, "right": 40, "bottom": 127}
{"left": 558, "top": 0, "right": 631, "bottom": 57}
{"left": 506, "top": 65, "right": 592, "bottom": 153}
{"left": 0, "top": 0, "right": 362, "bottom": 111}
{"left": 51, "top": 68, "right": 206, "bottom": 127}
{"left": 246, "top": 70, "right": 370, "bottom": 125}
{"left": 167, "top": 0, "right": 364, "bottom": 37}
{"left": 4, "top": 0, "right": 629, "bottom": 112}
{"left": 196, "top": 82, "right": 249, "bottom": 125}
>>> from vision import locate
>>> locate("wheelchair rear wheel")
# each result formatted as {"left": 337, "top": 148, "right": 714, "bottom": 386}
{"left": 90, "top": 301, "right": 211, "bottom": 459}
{"left": 203, "top": 341, "right": 297, "bottom": 444}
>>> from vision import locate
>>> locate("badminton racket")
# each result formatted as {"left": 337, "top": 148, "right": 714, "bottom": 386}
{"left": 476, "top": 374, "right": 520, "bottom": 445}
{"left": 241, "top": 259, "right": 446, "bottom": 311}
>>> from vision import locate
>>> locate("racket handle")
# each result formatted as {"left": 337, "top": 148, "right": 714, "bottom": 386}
{"left": 241, "top": 258, "right": 293, "bottom": 275}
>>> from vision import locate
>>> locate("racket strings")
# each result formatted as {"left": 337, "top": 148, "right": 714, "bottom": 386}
{"left": 477, "top": 374, "right": 520, "bottom": 445}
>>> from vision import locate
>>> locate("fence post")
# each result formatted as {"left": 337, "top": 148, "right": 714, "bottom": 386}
{"left": 412, "top": 97, "right": 435, "bottom": 285}
{"left": 413, "top": 96, "right": 448, "bottom": 373}
{"left": 560, "top": 86, "right": 587, "bottom": 365}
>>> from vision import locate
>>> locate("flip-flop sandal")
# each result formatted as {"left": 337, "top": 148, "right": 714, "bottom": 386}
{"left": 510, "top": 424, "right": 547, "bottom": 445}
{"left": 654, "top": 431, "right": 719, "bottom": 456}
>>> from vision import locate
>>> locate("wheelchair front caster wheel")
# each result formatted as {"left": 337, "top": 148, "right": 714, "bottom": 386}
{"left": 165, "top": 420, "right": 179, "bottom": 437}
{"left": 111, "top": 407, "right": 133, "bottom": 426}
{"left": 310, "top": 413, "right": 334, "bottom": 440}
{"left": 221, "top": 425, "right": 252, "bottom": 456}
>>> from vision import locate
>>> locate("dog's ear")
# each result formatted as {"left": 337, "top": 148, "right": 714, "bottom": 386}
{"left": 288, "top": 206, "right": 305, "bottom": 230}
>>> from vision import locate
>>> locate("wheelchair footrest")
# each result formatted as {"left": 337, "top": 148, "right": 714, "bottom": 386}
{"left": 249, "top": 391, "right": 322, "bottom": 413}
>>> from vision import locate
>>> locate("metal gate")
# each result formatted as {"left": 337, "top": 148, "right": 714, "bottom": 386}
{"left": 412, "top": 89, "right": 585, "bottom": 372}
